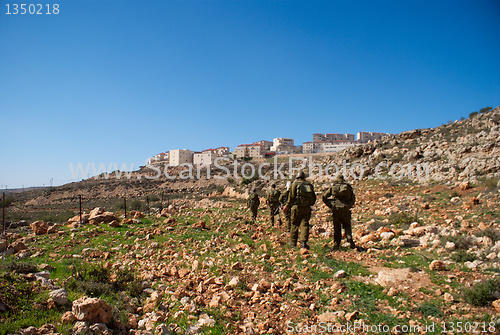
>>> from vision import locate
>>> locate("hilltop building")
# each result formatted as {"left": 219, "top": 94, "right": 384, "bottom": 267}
{"left": 148, "top": 152, "right": 169, "bottom": 164}
{"left": 193, "top": 147, "right": 230, "bottom": 165}
{"left": 169, "top": 149, "right": 194, "bottom": 166}
{"left": 357, "top": 131, "right": 391, "bottom": 143}
{"left": 303, "top": 140, "right": 357, "bottom": 154}
{"left": 253, "top": 140, "right": 273, "bottom": 151}
{"left": 313, "top": 133, "right": 355, "bottom": 142}
{"left": 234, "top": 143, "right": 265, "bottom": 159}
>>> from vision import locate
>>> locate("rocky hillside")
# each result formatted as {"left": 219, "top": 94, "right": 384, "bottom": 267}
{"left": 337, "top": 106, "right": 500, "bottom": 184}
{"left": 1, "top": 106, "right": 500, "bottom": 335}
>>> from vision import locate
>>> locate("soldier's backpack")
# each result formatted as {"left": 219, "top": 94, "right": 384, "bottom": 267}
{"left": 269, "top": 189, "right": 280, "bottom": 203}
{"left": 247, "top": 193, "right": 259, "bottom": 207}
{"left": 332, "top": 183, "right": 354, "bottom": 209}
{"left": 296, "top": 181, "right": 316, "bottom": 207}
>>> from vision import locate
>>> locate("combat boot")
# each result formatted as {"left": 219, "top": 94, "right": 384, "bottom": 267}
{"left": 289, "top": 241, "right": 297, "bottom": 248}
{"left": 348, "top": 239, "right": 356, "bottom": 249}
{"left": 301, "top": 242, "right": 310, "bottom": 250}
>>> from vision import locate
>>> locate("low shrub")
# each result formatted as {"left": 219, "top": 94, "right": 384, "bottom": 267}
{"left": 462, "top": 277, "right": 500, "bottom": 306}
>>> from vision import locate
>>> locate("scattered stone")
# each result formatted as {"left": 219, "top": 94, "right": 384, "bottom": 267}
{"left": 346, "top": 310, "right": 359, "bottom": 321}
{"left": 459, "top": 181, "right": 470, "bottom": 190}
{"left": 193, "top": 220, "right": 206, "bottom": 229}
{"left": 89, "top": 323, "right": 112, "bottom": 335}
{"left": 49, "top": 289, "right": 68, "bottom": 305}
{"left": 443, "top": 292, "right": 454, "bottom": 302}
{"left": 30, "top": 221, "right": 49, "bottom": 235}
{"left": 231, "top": 262, "right": 244, "bottom": 270}
{"left": 228, "top": 276, "right": 240, "bottom": 287}
{"left": 334, "top": 270, "right": 346, "bottom": 279}
{"left": 72, "top": 296, "right": 113, "bottom": 325}
{"left": 429, "top": 260, "right": 447, "bottom": 271}
{"left": 73, "top": 321, "right": 89, "bottom": 335}
{"left": 387, "top": 287, "right": 398, "bottom": 296}
{"left": 11, "top": 240, "right": 27, "bottom": 253}
{"left": 492, "top": 299, "right": 500, "bottom": 313}
{"left": 108, "top": 220, "right": 120, "bottom": 227}
{"left": 61, "top": 311, "right": 77, "bottom": 324}
{"left": 317, "top": 312, "right": 337, "bottom": 323}
{"left": 0, "top": 239, "right": 8, "bottom": 252}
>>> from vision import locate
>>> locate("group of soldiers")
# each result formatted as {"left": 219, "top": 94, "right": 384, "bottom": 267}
{"left": 247, "top": 171, "right": 359, "bottom": 251}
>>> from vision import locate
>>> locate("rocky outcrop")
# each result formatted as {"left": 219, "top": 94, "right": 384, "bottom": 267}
{"left": 71, "top": 297, "right": 113, "bottom": 325}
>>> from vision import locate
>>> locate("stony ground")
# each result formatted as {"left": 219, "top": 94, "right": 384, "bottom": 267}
{"left": 1, "top": 177, "right": 500, "bottom": 335}
{"left": 2, "top": 108, "right": 500, "bottom": 334}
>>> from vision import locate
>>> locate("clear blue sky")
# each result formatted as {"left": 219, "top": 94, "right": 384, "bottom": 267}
{"left": 1, "top": 0, "right": 499, "bottom": 188}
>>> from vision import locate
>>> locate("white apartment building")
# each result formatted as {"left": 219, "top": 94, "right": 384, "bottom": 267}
{"left": 234, "top": 146, "right": 247, "bottom": 159}
{"left": 313, "top": 133, "right": 355, "bottom": 142}
{"left": 214, "top": 147, "right": 230, "bottom": 156}
{"left": 253, "top": 140, "right": 273, "bottom": 151}
{"left": 318, "top": 141, "right": 358, "bottom": 153}
{"left": 357, "top": 132, "right": 390, "bottom": 143}
{"left": 148, "top": 152, "right": 169, "bottom": 164}
{"left": 193, "top": 151, "right": 217, "bottom": 165}
{"left": 169, "top": 149, "right": 194, "bottom": 166}
{"left": 302, "top": 142, "right": 321, "bottom": 154}
{"left": 192, "top": 147, "right": 230, "bottom": 165}
{"left": 303, "top": 140, "right": 357, "bottom": 154}
{"left": 270, "top": 138, "right": 294, "bottom": 152}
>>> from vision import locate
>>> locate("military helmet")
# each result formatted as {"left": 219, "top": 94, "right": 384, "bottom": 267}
{"left": 271, "top": 183, "right": 276, "bottom": 188}
{"left": 334, "top": 174, "right": 345, "bottom": 182}
{"left": 296, "top": 171, "right": 306, "bottom": 179}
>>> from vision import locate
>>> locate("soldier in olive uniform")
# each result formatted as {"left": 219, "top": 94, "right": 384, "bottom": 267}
{"left": 266, "top": 184, "right": 281, "bottom": 226}
{"left": 279, "top": 181, "right": 292, "bottom": 232}
{"left": 283, "top": 172, "right": 316, "bottom": 250}
{"left": 247, "top": 188, "right": 260, "bottom": 221}
{"left": 322, "top": 174, "right": 357, "bottom": 250}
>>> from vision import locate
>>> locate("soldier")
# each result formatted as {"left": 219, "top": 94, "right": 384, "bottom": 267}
{"left": 279, "top": 181, "right": 292, "bottom": 232}
{"left": 322, "top": 174, "right": 357, "bottom": 250}
{"left": 283, "top": 171, "right": 316, "bottom": 250}
{"left": 266, "top": 184, "right": 281, "bottom": 226}
{"left": 247, "top": 188, "right": 260, "bottom": 221}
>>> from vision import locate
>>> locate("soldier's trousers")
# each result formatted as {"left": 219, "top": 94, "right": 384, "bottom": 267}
{"left": 250, "top": 205, "right": 258, "bottom": 221}
{"left": 290, "top": 205, "right": 311, "bottom": 244}
{"left": 269, "top": 203, "right": 280, "bottom": 225}
{"left": 332, "top": 209, "right": 352, "bottom": 245}
{"left": 284, "top": 211, "right": 291, "bottom": 232}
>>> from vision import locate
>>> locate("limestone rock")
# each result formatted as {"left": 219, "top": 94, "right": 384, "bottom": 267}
{"left": 492, "top": 299, "right": 500, "bottom": 313}
{"left": 72, "top": 296, "right": 112, "bottom": 325}
{"left": 228, "top": 276, "right": 240, "bottom": 287}
{"left": 0, "top": 239, "right": 7, "bottom": 252}
{"left": 49, "top": 289, "right": 68, "bottom": 305}
{"left": 429, "top": 260, "right": 447, "bottom": 271}
{"left": 334, "top": 270, "right": 346, "bottom": 279}
{"left": 61, "top": 311, "right": 76, "bottom": 324}
{"left": 11, "top": 241, "right": 27, "bottom": 253}
{"left": 72, "top": 321, "right": 89, "bottom": 335}
{"left": 30, "top": 221, "right": 49, "bottom": 235}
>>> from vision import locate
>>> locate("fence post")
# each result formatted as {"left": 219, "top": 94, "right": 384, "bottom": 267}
{"left": 160, "top": 192, "right": 163, "bottom": 212}
{"left": 79, "top": 195, "right": 82, "bottom": 224}
{"left": 146, "top": 196, "right": 150, "bottom": 215}
{"left": 2, "top": 192, "right": 5, "bottom": 236}
{"left": 2, "top": 192, "right": 4, "bottom": 265}
{"left": 124, "top": 197, "right": 127, "bottom": 218}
